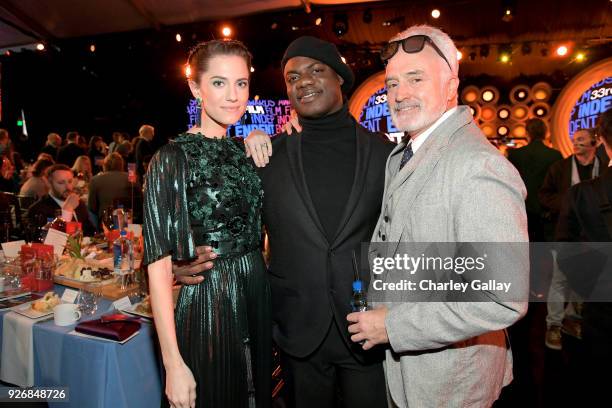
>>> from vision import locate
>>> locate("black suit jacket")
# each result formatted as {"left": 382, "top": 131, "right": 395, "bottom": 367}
{"left": 135, "top": 138, "right": 154, "bottom": 177}
{"left": 26, "top": 194, "right": 96, "bottom": 237}
{"left": 258, "top": 123, "right": 393, "bottom": 358}
{"left": 557, "top": 168, "right": 612, "bottom": 242}
{"left": 507, "top": 141, "right": 562, "bottom": 214}
{"left": 556, "top": 168, "right": 612, "bottom": 316}
{"left": 57, "top": 143, "right": 85, "bottom": 167}
{"left": 40, "top": 144, "right": 59, "bottom": 160}
{"left": 539, "top": 156, "right": 574, "bottom": 216}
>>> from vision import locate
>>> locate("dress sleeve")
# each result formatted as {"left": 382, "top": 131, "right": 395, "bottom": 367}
{"left": 142, "top": 142, "right": 196, "bottom": 266}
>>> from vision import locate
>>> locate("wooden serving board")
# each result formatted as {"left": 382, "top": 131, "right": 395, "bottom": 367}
{"left": 99, "top": 282, "right": 140, "bottom": 300}
{"left": 53, "top": 276, "right": 139, "bottom": 300}
{"left": 53, "top": 275, "right": 114, "bottom": 290}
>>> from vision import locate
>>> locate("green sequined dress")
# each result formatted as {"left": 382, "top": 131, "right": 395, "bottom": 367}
{"left": 143, "top": 133, "right": 271, "bottom": 408}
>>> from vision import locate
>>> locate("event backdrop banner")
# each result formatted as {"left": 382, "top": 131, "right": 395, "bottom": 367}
{"left": 551, "top": 57, "right": 612, "bottom": 157}
{"left": 187, "top": 98, "right": 292, "bottom": 138}
{"left": 568, "top": 77, "right": 612, "bottom": 138}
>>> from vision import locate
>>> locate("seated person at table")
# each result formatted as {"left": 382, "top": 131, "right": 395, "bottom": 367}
{"left": 26, "top": 164, "right": 96, "bottom": 236}
{"left": 19, "top": 158, "right": 53, "bottom": 200}
{"left": 88, "top": 153, "right": 141, "bottom": 224}
{"left": 72, "top": 155, "right": 93, "bottom": 183}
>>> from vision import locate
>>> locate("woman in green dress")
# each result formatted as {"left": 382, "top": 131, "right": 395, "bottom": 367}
{"left": 143, "top": 40, "right": 271, "bottom": 408}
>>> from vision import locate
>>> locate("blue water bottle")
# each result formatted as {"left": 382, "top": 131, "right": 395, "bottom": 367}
{"left": 351, "top": 280, "right": 368, "bottom": 312}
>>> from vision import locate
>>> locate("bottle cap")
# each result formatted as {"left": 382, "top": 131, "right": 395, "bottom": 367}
{"left": 46, "top": 218, "right": 54, "bottom": 223}
{"left": 352, "top": 280, "right": 363, "bottom": 292}
{"left": 120, "top": 229, "right": 127, "bottom": 236}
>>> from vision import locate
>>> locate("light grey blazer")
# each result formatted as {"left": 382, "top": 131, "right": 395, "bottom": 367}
{"left": 370, "top": 106, "right": 529, "bottom": 408}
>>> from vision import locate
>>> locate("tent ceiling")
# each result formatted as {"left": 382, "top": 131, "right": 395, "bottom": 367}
{"left": 0, "top": 0, "right": 610, "bottom": 54}
{"left": 0, "top": 0, "right": 380, "bottom": 47}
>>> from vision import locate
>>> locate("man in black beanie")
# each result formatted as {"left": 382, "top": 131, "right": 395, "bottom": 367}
{"left": 248, "top": 35, "right": 391, "bottom": 407}
{"left": 174, "top": 36, "right": 391, "bottom": 407}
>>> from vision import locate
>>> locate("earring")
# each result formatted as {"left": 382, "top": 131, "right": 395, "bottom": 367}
{"left": 195, "top": 96, "right": 202, "bottom": 127}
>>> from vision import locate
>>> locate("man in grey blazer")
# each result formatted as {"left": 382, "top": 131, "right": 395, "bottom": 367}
{"left": 347, "top": 25, "right": 529, "bottom": 407}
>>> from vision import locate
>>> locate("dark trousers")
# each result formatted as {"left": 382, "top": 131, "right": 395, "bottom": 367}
{"left": 527, "top": 211, "right": 546, "bottom": 242}
{"left": 280, "top": 319, "right": 387, "bottom": 408}
{"left": 581, "top": 303, "right": 612, "bottom": 406}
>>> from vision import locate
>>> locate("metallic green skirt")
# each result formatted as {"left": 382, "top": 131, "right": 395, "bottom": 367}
{"left": 164, "top": 249, "right": 271, "bottom": 408}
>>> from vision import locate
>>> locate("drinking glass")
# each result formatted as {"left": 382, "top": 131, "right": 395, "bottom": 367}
{"left": 78, "top": 282, "right": 102, "bottom": 316}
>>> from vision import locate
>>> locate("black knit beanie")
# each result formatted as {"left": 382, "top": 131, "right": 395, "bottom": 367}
{"left": 281, "top": 36, "right": 355, "bottom": 93}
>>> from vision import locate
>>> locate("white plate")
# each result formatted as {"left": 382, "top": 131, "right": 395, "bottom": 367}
{"left": 119, "top": 303, "right": 152, "bottom": 319}
{"left": 0, "top": 290, "right": 32, "bottom": 302}
{"left": 13, "top": 303, "right": 55, "bottom": 319}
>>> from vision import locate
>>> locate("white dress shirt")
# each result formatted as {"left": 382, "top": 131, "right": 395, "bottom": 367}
{"left": 410, "top": 106, "right": 458, "bottom": 154}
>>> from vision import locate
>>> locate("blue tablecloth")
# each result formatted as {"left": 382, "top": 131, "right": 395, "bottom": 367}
{"left": 2, "top": 285, "right": 162, "bottom": 407}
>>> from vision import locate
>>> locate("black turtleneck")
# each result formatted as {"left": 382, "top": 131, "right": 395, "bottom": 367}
{"left": 300, "top": 104, "right": 356, "bottom": 241}
{"left": 574, "top": 156, "right": 595, "bottom": 182}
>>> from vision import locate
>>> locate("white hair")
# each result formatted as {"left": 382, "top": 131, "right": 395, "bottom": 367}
{"left": 139, "top": 124, "right": 155, "bottom": 137}
{"left": 390, "top": 25, "right": 459, "bottom": 79}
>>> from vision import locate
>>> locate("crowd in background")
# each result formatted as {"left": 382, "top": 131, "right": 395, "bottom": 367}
{"left": 0, "top": 125, "right": 153, "bottom": 240}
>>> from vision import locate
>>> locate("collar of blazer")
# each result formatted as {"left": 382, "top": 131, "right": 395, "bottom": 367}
{"left": 285, "top": 117, "right": 373, "bottom": 247}
{"left": 384, "top": 106, "right": 474, "bottom": 200}
{"left": 380, "top": 106, "right": 474, "bottom": 255}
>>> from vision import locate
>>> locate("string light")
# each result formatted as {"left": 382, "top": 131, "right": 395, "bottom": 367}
{"left": 556, "top": 45, "right": 568, "bottom": 56}
{"left": 176, "top": 34, "right": 182, "bottom": 42}
{"left": 457, "top": 50, "right": 463, "bottom": 61}
{"left": 89, "top": 44, "right": 96, "bottom": 52}
{"left": 185, "top": 65, "right": 192, "bottom": 78}
{"left": 222, "top": 26, "right": 232, "bottom": 37}
{"left": 482, "top": 90, "right": 495, "bottom": 102}
{"left": 431, "top": 9, "right": 441, "bottom": 19}
{"left": 575, "top": 52, "right": 585, "bottom": 62}
{"left": 498, "top": 125, "right": 509, "bottom": 136}
{"left": 498, "top": 44, "right": 512, "bottom": 63}
{"left": 36, "top": 43, "right": 45, "bottom": 51}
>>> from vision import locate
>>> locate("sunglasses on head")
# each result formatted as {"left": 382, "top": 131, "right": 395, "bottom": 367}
{"left": 380, "top": 35, "right": 452, "bottom": 71}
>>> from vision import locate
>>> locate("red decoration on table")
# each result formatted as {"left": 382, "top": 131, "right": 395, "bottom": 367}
{"left": 65, "top": 222, "right": 82, "bottom": 235}
{"left": 20, "top": 243, "right": 54, "bottom": 292}
{"left": 105, "top": 229, "right": 121, "bottom": 245}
